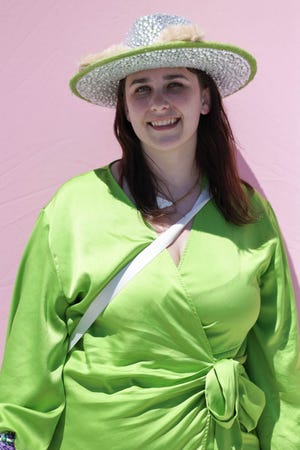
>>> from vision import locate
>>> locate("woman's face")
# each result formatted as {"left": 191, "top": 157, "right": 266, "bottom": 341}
{"left": 124, "top": 67, "right": 210, "bottom": 157}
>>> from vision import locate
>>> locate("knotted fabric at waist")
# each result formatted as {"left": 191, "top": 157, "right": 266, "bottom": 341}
{"left": 205, "top": 358, "right": 265, "bottom": 449}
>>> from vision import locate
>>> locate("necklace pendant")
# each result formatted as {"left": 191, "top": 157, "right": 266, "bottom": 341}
{"left": 156, "top": 195, "right": 173, "bottom": 209}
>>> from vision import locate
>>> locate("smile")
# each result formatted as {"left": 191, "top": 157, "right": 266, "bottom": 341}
{"left": 149, "top": 118, "right": 180, "bottom": 129}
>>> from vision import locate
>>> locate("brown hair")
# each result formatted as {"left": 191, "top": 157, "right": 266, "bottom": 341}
{"left": 113, "top": 69, "right": 256, "bottom": 225}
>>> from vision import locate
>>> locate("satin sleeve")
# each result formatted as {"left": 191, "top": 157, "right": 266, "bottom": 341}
{"left": 245, "top": 202, "right": 300, "bottom": 450}
{"left": 0, "top": 209, "right": 69, "bottom": 449}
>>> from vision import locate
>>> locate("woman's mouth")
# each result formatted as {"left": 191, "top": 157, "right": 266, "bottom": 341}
{"left": 148, "top": 118, "right": 180, "bottom": 130}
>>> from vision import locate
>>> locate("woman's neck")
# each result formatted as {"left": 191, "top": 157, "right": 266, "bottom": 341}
{"left": 143, "top": 148, "right": 200, "bottom": 200}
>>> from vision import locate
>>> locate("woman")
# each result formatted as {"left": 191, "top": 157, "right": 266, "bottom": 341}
{"left": 0, "top": 13, "right": 299, "bottom": 450}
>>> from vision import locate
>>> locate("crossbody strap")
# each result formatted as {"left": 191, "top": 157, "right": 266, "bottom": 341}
{"left": 68, "top": 186, "right": 212, "bottom": 351}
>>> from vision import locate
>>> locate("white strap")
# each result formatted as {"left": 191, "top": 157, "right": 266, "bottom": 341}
{"left": 68, "top": 186, "right": 211, "bottom": 351}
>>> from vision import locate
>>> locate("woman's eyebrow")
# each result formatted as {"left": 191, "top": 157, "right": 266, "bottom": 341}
{"left": 129, "top": 78, "right": 149, "bottom": 86}
{"left": 129, "top": 74, "right": 187, "bottom": 86}
{"left": 163, "top": 74, "right": 187, "bottom": 80}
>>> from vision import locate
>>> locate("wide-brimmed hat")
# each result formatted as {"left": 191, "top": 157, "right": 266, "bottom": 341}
{"left": 70, "top": 13, "right": 257, "bottom": 107}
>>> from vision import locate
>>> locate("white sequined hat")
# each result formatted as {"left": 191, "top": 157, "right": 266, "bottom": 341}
{"left": 70, "top": 13, "right": 257, "bottom": 107}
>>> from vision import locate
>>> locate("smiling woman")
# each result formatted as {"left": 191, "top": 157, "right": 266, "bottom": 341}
{"left": 114, "top": 66, "right": 254, "bottom": 225}
{"left": 0, "top": 12, "right": 299, "bottom": 450}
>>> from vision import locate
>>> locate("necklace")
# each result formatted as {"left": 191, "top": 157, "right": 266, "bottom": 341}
{"left": 156, "top": 174, "right": 201, "bottom": 209}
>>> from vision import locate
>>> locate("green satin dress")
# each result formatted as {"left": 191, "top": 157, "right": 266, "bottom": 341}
{"left": 0, "top": 166, "right": 299, "bottom": 450}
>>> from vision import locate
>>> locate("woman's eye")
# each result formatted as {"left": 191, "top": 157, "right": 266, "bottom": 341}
{"left": 134, "top": 85, "right": 151, "bottom": 95}
{"left": 168, "top": 82, "right": 183, "bottom": 89}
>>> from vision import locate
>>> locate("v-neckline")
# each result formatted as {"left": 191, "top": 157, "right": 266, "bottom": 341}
{"left": 106, "top": 162, "right": 204, "bottom": 269}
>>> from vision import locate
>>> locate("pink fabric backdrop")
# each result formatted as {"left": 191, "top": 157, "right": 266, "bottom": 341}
{"left": 1, "top": 1, "right": 299, "bottom": 361}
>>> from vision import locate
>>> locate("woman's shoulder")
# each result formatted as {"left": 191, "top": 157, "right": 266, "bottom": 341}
{"left": 44, "top": 165, "right": 114, "bottom": 212}
{"left": 54, "top": 165, "right": 111, "bottom": 196}
{"left": 242, "top": 183, "right": 282, "bottom": 237}
{"left": 38, "top": 164, "right": 128, "bottom": 230}
{"left": 244, "top": 185, "right": 268, "bottom": 210}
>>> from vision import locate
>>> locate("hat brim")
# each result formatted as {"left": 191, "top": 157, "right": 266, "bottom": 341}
{"left": 70, "top": 41, "right": 257, "bottom": 107}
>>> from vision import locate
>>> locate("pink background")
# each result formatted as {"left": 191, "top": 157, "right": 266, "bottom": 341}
{"left": 1, "top": 1, "right": 299, "bottom": 362}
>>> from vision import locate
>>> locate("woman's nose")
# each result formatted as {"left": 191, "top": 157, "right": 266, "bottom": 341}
{"left": 149, "top": 90, "right": 170, "bottom": 112}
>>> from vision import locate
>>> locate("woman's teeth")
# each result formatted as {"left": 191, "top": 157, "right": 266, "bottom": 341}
{"left": 150, "top": 118, "right": 179, "bottom": 127}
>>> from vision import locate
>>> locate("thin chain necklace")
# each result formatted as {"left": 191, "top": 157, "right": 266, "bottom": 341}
{"left": 156, "top": 174, "right": 201, "bottom": 209}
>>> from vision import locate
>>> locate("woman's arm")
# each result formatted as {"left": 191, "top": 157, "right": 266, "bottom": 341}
{"left": 245, "top": 202, "right": 300, "bottom": 450}
{"left": 0, "top": 210, "right": 69, "bottom": 449}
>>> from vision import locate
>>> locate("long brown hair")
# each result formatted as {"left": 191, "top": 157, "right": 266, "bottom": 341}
{"left": 113, "top": 69, "right": 256, "bottom": 225}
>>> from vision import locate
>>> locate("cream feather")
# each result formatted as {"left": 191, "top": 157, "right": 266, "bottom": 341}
{"left": 156, "top": 24, "right": 205, "bottom": 43}
{"left": 79, "top": 44, "right": 130, "bottom": 71}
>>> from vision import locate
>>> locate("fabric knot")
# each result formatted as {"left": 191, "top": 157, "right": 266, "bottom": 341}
{"left": 205, "top": 358, "right": 265, "bottom": 449}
